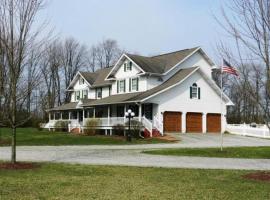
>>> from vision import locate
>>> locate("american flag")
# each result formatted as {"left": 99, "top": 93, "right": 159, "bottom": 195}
{"left": 222, "top": 59, "right": 239, "bottom": 76}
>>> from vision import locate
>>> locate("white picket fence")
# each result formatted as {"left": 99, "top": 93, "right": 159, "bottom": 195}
{"left": 226, "top": 124, "right": 270, "bottom": 138}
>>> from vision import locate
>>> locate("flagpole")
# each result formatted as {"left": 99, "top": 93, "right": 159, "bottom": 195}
{"left": 220, "top": 59, "right": 223, "bottom": 151}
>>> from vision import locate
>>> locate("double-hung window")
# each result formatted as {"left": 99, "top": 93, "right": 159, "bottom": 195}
{"left": 76, "top": 91, "right": 80, "bottom": 100}
{"left": 83, "top": 90, "right": 88, "bottom": 99}
{"left": 79, "top": 77, "right": 84, "bottom": 85}
{"left": 131, "top": 78, "right": 139, "bottom": 91}
{"left": 118, "top": 80, "right": 125, "bottom": 93}
{"left": 96, "top": 88, "right": 102, "bottom": 99}
{"left": 124, "top": 61, "right": 132, "bottom": 71}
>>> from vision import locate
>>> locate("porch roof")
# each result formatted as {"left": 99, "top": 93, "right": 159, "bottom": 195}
{"left": 82, "top": 92, "right": 144, "bottom": 107}
{"left": 47, "top": 102, "right": 78, "bottom": 111}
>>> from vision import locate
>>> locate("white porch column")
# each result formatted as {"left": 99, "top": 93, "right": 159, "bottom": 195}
{"left": 202, "top": 112, "right": 207, "bottom": 133}
{"left": 83, "top": 109, "right": 85, "bottom": 122}
{"left": 107, "top": 106, "right": 110, "bottom": 126}
{"left": 138, "top": 103, "right": 142, "bottom": 122}
{"left": 60, "top": 112, "right": 63, "bottom": 120}
{"left": 54, "top": 112, "right": 56, "bottom": 120}
{"left": 69, "top": 112, "right": 71, "bottom": 120}
{"left": 124, "top": 104, "right": 127, "bottom": 136}
{"left": 182, "top": 112, "right": 186, "bottom": 133}
{"left": 49, "top": 112, "right": 51, "bottom": 121}
{"left": 77, "top": 111, "right": 79, "bottom": 122}
{"left": 124, "top": 104, "right": 127, "bottom": 123}
{"left": 93, "top": 107, "right": 96, "bottom": 118}
{"left": 82, "top": 109, "right": 85, "bottom": 133}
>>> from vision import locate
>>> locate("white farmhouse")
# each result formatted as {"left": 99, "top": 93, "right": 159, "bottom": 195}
{"left": 46, "top": 47, "right": 233, "bottom": 137}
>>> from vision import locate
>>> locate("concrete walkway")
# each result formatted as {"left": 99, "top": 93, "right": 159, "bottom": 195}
{"left": 1, "top": 134, "right": 270, "bottom": 170}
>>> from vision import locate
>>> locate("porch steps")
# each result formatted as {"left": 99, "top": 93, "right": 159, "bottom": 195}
{"left": 143, "top": 128, "right": 162, "bottom": 138}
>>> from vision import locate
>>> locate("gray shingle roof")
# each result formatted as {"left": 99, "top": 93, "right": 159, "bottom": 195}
{"left": 82, "top": 92, "right": 144, "bottom": 107}
{"left": 127, "top": 47, "right": 199, "bottom": 74}
{"left": 79, "top": 67, "right": 113, "bottom": 88}
{"left": 129, "top": 67, "right": 198, "bottom": 101}
{"left": 48, "top": 102, "right": 78, "bottom": 111}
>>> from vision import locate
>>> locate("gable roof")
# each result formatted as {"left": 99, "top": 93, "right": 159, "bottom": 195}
{"left": 106, "top": 47, "right": 215, "bottom": 79}
{"left": 127, "top": 47, "right": 199, "bottom": 74}
{"left": 68, "top": 67, "right": 113, "bottom": 90}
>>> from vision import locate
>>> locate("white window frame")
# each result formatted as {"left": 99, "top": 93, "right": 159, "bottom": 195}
{"left": 76, "top": 91, "right": 80, "bottom": 100}
{"left": 96, "top": 88, "right": 102, "bottom": 99}
{"left": 131, "top": 77, "right": 138, "bottom": 91}
{"left": 83, "top": 90, "right": 88, "bottom": 99}
{"left": 119, "top": 80, "right": 125, "bottom": 93}
{"left": 79, "top": 77, "right": 84, "bottom": 85}
{"left": 126, "top": 61, "right": 132, "bottom": 71}
{"left": 191, "top": 83, "right": 198, "bottom": 99}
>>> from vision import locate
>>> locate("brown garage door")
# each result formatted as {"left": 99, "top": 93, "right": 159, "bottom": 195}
{"left": 163, "top": 112, "right": 182, "bottom": 132}
{"left": 207, "top": 113, "right": 221, "bottom": 133}
{"left": 186, "top": 112, "right": 202, "bottom": 133}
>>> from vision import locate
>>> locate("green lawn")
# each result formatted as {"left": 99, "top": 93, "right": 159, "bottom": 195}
{"left": 0, "top": 163, "right": 269, "bottom": 200}
{"left": 144, "top": 147, "right": 270, "bottom": 159}
{"left": 0, "top": 128, "right": 168, "bottom": 146}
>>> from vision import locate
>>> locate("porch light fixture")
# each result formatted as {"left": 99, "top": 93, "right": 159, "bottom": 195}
{"left": 125, "top": 109, "right": 135, "bottom": 142}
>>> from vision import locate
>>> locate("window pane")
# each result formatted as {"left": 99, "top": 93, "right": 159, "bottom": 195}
{"left": 132, "top": 78, "right": 138, "bottom": 91}
{"left": 119, "top": 80, "right": 125, "bottom": 92}
{"left": 191, "top": 87, "right": 197, "bottom": 98}
{"left": 97, "top": 88, "right": 102, "bottom": 98}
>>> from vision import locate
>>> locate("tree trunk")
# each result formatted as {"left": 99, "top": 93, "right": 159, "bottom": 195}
{"left": 11, "top": 127, "right": 16, "bottom": 163}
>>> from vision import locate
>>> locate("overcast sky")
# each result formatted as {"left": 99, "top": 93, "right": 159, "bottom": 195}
{"left": 43, "top": 0, "right": 227, "bottom": 60}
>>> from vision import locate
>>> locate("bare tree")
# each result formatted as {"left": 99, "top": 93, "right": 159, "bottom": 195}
{"left": 40, "top": 41, "right": 62, "bottom": 109}
{"left": 61, "top": 37, "right": 87, "bottom": 103}
{"left": 216, "top": 0, "right": 270, "bottom": 126}
{"left": 0, "top": 0, "right": 47, "bottom": 163}
{"left": 87, "top": 46, "right": 97, "bottom": 72}
{"left": 90, "top": 39, "right": 123, "bottom": 70}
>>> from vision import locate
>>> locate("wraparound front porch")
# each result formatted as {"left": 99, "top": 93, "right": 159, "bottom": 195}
{"left": 46, "top": 103, "right": 162, "bottom": 137}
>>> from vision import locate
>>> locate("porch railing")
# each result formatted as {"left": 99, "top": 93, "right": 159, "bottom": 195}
{"left": 142, "top": 117, "right": 152, "bottom": 136}
{"left": 153, "top": 116, "right": 163, "bottom": 135}
{"left": 83, "top": 117, "right": 139, "bottom": 127}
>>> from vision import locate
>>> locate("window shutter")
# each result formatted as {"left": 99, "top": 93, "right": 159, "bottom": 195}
{"left": 124, "top": 63, "right": 126, "bottom": 72}
{"left": 129, "top": 78, "right": 131, "bottom": 92}
{"left": 117, "top": 81, "right": 119, "bottom": 93}
{"left": 190, "top": 87, "right": 192, "bottom": 99}
{"left": 198, "top": 88, "right": 201, "bottom": 99}
{"left": 124, "top": 80, "right": 126, "bottom": 92}
{"left": 136, "top": 78, "right": 139, "bottom": 91}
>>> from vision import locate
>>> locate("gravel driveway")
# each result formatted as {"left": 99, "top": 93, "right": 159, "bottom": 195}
{"left": 1, "top": 134, "right": 270, "bottom": 170}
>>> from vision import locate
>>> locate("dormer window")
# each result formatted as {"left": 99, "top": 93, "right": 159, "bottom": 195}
{"left": 190, "top": 83, "right": 201, "bottom": 99}
{"left": 79, "top": 77, "right": 84, "bottom": 85}
{"left": 124, "top": 61, "right": 132, "bottom": 71}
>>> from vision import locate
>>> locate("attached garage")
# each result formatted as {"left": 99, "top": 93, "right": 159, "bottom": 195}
{"left": 186, "top": 112, "right": 202, "bottom": 133}
{"left": 163, "top": 112, "right": 182, "bottom": 132}
{"left": 207, "top": 113, "right": 221, "bottom": 133}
